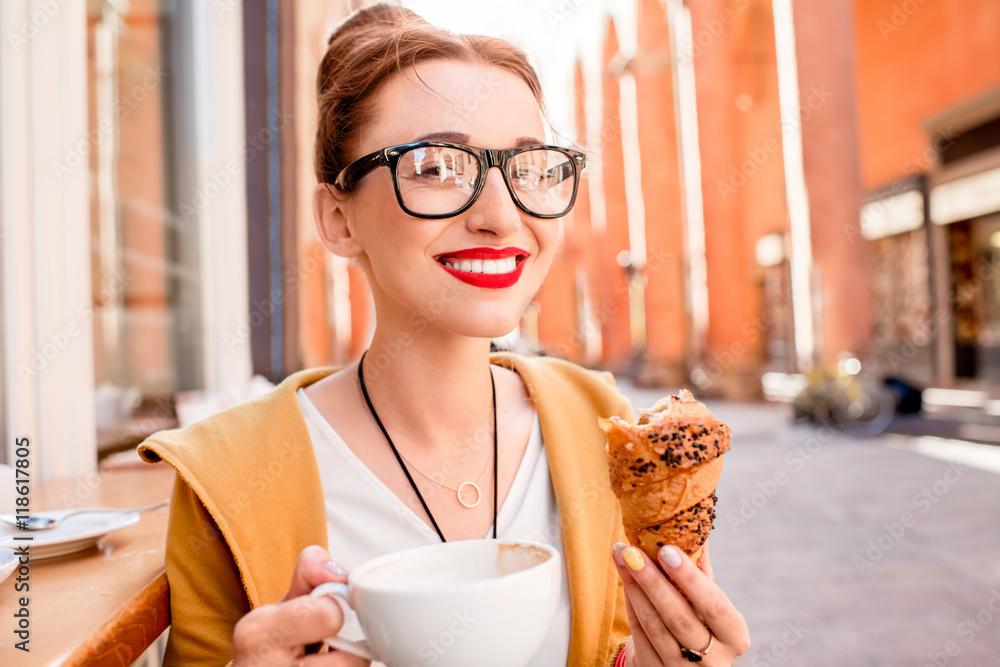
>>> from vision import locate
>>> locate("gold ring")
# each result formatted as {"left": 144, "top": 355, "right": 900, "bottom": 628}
{"left": 679, "top": 632, "right": 713, "bottom": 662}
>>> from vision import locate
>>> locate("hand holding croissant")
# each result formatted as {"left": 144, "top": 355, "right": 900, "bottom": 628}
{"left": 602, "top": 390, "right": 749, "bottom": 665}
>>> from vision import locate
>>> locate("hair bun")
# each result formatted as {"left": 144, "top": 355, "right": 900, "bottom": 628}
{"left": 326, "top": 3, "right": 423, "bottom": 48}
{"left": 314, "top": 2, "right": 543, "bottom": 186}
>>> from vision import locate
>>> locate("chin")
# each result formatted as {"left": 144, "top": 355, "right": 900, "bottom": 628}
{"left": 443, "top": 306, "right": 527, "bottom": 340}
{"left": 450, "top": 318, "right": 525, "bottom": 341}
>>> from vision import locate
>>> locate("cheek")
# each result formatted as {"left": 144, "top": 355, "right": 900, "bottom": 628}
{"left": 352, "top": 190, "right": 421, "bottom": 265}
{"left": 534, "top": 248, "right": 556, "bottom": 279}
{"left": 530, "top": 223, "right": 560, "bottom": 267}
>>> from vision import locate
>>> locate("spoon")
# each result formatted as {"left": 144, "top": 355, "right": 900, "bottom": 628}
{"left": 0, "top": 499, "right": 169, "bottom": 531}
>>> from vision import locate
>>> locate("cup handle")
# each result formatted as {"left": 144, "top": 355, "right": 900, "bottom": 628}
{"left": 309, "top": 582, "right": 376, "bottom": 660}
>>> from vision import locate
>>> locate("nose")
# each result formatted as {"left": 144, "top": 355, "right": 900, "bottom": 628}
{"left": 465, "top": 167, "right": 522, "bottom": 238}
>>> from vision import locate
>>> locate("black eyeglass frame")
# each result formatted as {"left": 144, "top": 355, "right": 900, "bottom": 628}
{"left": 332, "top": 140, "right": 587, "bottom": 220}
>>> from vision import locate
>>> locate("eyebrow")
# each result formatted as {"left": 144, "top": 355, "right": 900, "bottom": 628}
{"left": 411, "top": 132, "right": 545, "bottom": 147}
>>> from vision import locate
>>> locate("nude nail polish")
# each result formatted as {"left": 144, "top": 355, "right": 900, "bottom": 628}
{"left": 659, "top": 545, "right": 682, "bottom": 569}
{"left": 612, "top": 542, "right": 627, "bottom": 567}
{"left": 326, "top": 561, "right": 348, "bottom": 575}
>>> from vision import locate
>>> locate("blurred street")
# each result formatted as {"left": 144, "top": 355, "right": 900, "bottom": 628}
{"left": 620, "top": 382, "right": 1000, "bottom": 667}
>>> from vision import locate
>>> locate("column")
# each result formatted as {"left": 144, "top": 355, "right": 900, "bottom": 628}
{"left": 0, "top": 0, "right": 96, "bottom": 477}
{"left": 535, "top": 61, "right": 595, "bottom": 364}
{"left": 791, "top": 0, "right": 871, "bottom": 363}
{"left": 633, "top": 0, "right": 688, "bottom": 385}
{"left": 689, "top": 0, "right": 762, "bottom": 398}
{"left": 599, "top": 19, "right": 633, "bottom": 371}
{"left": 294, "top": 0, "right": 352, "bottom": 368}
{"left": 535, "top": 237, "right": 580, "bottom": 361}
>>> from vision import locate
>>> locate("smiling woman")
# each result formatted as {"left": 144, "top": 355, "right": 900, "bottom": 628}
{"left": 137, "top": 4, "right": 748, "bottom": 667}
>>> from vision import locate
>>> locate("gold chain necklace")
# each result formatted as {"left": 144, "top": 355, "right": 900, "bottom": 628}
{"left": 396, "top": 445, "right": 494, "bottom": 509}
{"left": 357, "top": 350, "right": 498, "bottom": 542}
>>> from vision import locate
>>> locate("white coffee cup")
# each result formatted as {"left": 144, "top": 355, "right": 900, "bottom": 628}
{"left": 311, "top": 539, "right": 561, "bottom": 667}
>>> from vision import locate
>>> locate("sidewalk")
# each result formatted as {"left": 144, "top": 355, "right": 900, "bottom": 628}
{"left": 616, "top": 382, "right": 1000, "bottom": 667}
{"left": 888, "top": 410, "right": 1000, "bottom": 445}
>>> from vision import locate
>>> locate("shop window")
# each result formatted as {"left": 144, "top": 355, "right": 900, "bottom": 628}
{"left": 868, "top": 229, "right": 933, "bottom": 383}
{"left": 87, "top": 0, "right": 183, "bottom": 453}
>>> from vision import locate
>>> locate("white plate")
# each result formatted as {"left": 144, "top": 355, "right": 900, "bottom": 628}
{"left": 0, "top": 549, "right": 17, "bottom": 583}
{"left": 0, "top": 510, "right": 141, "bottom": 559}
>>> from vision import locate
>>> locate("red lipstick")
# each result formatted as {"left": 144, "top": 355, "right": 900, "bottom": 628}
{"left": 435, "top": 247, "right": 529, "bottom": 289}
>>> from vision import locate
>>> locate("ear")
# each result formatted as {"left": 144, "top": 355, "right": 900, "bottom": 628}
{"left": 313, "top": 183, "right": 364, "bottom": 258}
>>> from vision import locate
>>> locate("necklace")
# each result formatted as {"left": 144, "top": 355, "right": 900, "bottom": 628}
{"left": 396, "top": 441, "right": 494, "bottom": 509}
{"left": 357, "top": 351, "right": 497, "bottom": 542}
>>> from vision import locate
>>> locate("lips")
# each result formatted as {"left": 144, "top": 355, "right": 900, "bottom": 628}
{"left": 434, "top": 247, "right": 529, "bottom": 289}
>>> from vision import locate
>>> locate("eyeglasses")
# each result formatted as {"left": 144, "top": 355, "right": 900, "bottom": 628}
{"left": 332, "top": 141, "right": 586, "bottom": 219}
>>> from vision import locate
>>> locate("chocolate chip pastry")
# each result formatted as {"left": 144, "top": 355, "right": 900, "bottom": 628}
{"left": 600, "top": 389, "right": 731, "bottom": 567}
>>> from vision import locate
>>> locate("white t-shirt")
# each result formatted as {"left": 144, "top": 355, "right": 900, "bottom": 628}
{"left": 297, "top": 388, "right": 571, "bottom": 667}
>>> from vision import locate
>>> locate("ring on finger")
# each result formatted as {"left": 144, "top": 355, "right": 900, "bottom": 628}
{"left": 678, "top": 631, "right": 713, "bottom": 662}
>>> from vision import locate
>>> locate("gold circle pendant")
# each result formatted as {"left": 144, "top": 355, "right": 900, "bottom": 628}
{"left": 457, "top": 482, "right": 482, "bottom": 509}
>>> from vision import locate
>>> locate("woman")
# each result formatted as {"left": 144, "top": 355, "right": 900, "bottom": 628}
{"left": 139, "top": 5, "right": 749, "bottom": 666}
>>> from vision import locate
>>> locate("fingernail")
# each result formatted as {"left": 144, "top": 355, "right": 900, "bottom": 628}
{"left": 622, "top": 546, "right": 644, "bottom": 571}
{"left": 659, "top": 545, "right": 682, "bottom": 569}
{"left": 326, "top": 561, "right": 348, "bottom": 575}
{"left": 612, "top": 542, "right": 627, "bottom": 567}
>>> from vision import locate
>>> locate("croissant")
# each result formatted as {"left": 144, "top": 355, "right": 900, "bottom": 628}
{"left": 600, "top": 389, "right": 731, "bottom": 567}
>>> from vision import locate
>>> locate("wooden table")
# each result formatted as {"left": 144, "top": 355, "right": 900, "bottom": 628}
{"left": 97, "top": 415, "right": 179, "bottom": 456}
{"left": 0, "top": 463, "right": 175, "bottom": 666}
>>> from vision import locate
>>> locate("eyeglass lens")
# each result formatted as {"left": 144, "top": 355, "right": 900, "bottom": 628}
{"left": 396, "top": 146, "right": 577, "bottom": 216}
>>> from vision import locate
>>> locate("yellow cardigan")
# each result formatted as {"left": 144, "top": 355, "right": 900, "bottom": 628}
{"left": 138, "top": 353, "right": 633, "bottom": 666}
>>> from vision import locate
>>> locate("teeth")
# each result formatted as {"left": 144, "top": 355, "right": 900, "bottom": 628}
{"left": 443, "top": 257, "right": 519, "bottom": 274}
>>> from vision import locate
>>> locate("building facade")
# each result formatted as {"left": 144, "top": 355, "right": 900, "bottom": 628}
{"left": 3, "top": 0, "right": 1000, "bottom": 478}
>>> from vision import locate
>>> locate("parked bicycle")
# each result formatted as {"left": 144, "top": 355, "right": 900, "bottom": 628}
{"left": 791, "top": 356, "right": 897, "bottom": 438}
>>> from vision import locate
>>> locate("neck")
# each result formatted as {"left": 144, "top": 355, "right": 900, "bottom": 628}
{"left": 359, "top": 324, "right": 496, "bottom": 460}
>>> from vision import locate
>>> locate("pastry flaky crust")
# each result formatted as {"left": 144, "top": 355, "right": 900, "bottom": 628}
{"left": 600, "top": 389, "right": 731, "bottom": 567}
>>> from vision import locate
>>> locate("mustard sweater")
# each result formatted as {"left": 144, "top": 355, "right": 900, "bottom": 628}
{"left": 139, "top": 354, "right": 633, "bottom": 666}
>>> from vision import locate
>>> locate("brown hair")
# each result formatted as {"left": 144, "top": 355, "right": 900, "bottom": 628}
{"left": 314, "top": 3, "right": 545, "bottom": 186}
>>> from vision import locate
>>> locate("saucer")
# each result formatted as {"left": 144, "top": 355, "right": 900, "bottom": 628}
{"left": 0, "top": 549, "right": 17, "bottom": 583}
{"left": 0, "top": 511, "right": 141, "bottom": 559}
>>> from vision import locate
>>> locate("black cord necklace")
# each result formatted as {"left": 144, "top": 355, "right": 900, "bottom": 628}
{"left": 357, "top": 350, "right": 497, "bottom": 542}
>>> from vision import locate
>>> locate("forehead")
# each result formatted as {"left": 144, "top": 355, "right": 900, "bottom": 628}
{"left": 360, "top": 60, "right": 546, "bottom": 153}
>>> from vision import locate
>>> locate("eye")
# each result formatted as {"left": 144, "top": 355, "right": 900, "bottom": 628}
{"left": 407, "top": 148, "right": 470, "bottom": 184}
{"left": 417, "top": 161, "right": 452, "bottom": 179}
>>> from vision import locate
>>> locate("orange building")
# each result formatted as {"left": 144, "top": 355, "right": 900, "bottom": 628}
{"left": 855, "top": 0, "right": 1000, "bottom": 387}
{"left": 524, "top": 0, "right": 863, "bottom": 398}
{"left": 522, "top": 0, "right": 1000, "bottom": 395}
